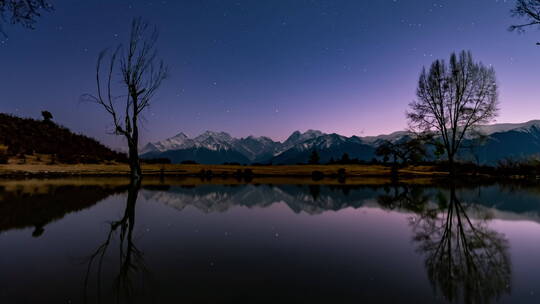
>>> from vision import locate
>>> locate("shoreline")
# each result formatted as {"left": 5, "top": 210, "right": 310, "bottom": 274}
{"left": 0, "top": 163, "right": 447, "bottom": 178}
{"left": 1, "top": 163, "right": 533, "bottom": 185}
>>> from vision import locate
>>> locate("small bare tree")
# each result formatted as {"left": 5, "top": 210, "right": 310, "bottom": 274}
{"left": 83, "top": 17, "right": 168, "bottom": 180}
{"left": 407, "top": 51, "right": 498, "bottom": 174}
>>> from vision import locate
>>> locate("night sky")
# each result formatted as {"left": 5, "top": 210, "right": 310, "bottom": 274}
{"left": 1, "top": 0, "right": 539, "bottom": 148}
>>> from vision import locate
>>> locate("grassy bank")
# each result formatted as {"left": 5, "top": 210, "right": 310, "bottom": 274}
{"left": 0, "top": 163, "right": 447, "bottom": 178}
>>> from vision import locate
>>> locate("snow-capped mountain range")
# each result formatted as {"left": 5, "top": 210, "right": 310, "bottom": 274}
{"left": 141, "top": 120, "right": 540, "bottom": 164}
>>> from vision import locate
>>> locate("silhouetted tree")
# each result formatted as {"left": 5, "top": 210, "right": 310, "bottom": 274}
{"left": 340, "top": 152, "right": 350, "bottom": 163}
{"left": 41, "top": 110, "right": 52, "bottom": 123}
{"left": 375, "top": 142, "right": 394, "bottom": 164}
{"left": 0, "top": 0, "right": 52, "bottom": 35}
{"left": 308, "top": 185, "right": 320, "bottom": 200}
{"left": 0, "top": 144, "right": 7, "bottom": 164}
{"left": 375, "top": 137, "right": 427, "bottom": 167}
{"left": 377, "top": 185, "right": 429, "bottom": 213}
{"left": 308, "top": 149, "right": 320, "bottom": 164}
{"left": 407, "top": 51, "right": 499, "bottom": 175}
{"left": 509, "top": 0, "right": 540, "bottom": 34}
{"left": 433, "top": 141, "right": 445, "bottom": 161}
{"left": 83, "top": 17, "right": 168, "bottom": 180}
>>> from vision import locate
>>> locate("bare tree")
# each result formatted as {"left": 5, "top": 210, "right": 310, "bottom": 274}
{"left": 509, "top": 0, "right": 540, "bottom": 33}
{"left": 83, "top": 17, "right": 168, "bottom": 180}
{"left": 407, "top": 51, "right": 499, "bottom": 174}
{"left": 0, "top": 0, "right": 52, "bottom": 35}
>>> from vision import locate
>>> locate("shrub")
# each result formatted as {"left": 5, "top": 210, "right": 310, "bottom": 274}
{"left": 179, "top": 160, "right": 197, "bottom": 164}
{"left": 0, "top": 145, "right": 8, "bottom": 164}
{"left": 143, "top": 157, "right": 172, "bottom": 164}
{"left": 311, "top": 170, "right": 324, "bottom": 181}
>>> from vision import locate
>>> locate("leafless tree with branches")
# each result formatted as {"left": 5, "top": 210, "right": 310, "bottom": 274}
{"left": 510, "top": 0, "right": 540, "bottom": 32}
{"left": 83, "top": 17, "right": 168, "bottom": 180}
{"left": 0, "top": 0, "right": 52, "bottom": 35}
{"left": 407, "top": 51, "right": 499, "bottom": 174}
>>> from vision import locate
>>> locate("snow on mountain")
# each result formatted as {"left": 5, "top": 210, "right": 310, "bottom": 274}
{"left": 141, "top": 120, "right": 540, "bottom": 164}
{"left": 476, "top": 120, "right": 540, "bottom": 135}
{"left": 140, "top": 132, "right": 194, "bottom": 154}
{"left": 271, "top": 133, "right": 376, "bottom": 164}
{"left": 235, "top": 135, "right": 281, "bottom": 161}
{"left": 275, "top": 129, "right": 325, "bottom": 155}
{"left": 141, "top": 131, "right": 238, "bottom": 154}
{"left": 284, "top": 129, "right": 324, "bottom": 145}
{"left": 292, "top": 133, "right": 348, "bottom": 151}
{"left": 361, "top": 131, "right": 411, "bottom": 144}
{"left": 193, "top": 131, "right": 235, "bottom": 151}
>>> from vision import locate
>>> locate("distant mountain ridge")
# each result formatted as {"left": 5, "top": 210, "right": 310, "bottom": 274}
{"left": 141, "top": 120, "right": 540, "bottom": 164}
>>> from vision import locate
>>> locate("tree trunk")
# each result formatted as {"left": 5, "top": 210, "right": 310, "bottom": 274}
{"left": 128, "top": 141, "right": 141, "bottom": 181}
{"left": 448, "top": 153, "right": 455, "bottom": 178}
{"left": 391, "top": 154, "right": 399, "bottom": 178}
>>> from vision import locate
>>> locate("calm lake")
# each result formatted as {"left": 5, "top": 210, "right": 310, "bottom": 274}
{"left": 1, "top": 178, "right": 540, "bottom": 303}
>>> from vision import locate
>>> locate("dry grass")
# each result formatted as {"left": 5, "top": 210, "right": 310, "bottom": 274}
{"left": 0, "top": 162, "right": 447, "bottom": 178}
{"left": 0, "top": 176, "right": 444, "bottom": 195}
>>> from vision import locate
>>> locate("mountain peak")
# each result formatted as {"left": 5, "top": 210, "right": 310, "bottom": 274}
{"left": 196, "top": 130, "right": 233, "bottom": 141}
{"left": 285, "top": 130, "right": 323, "bottom": 142}
{"left": 477, "top": 120, "right": 540, "bottom": 135}
{"left": 172, "top": 132, "right": 188, "bottom": 139}
{"left": 304, "top": 129, "right": 323, "bottom": 135}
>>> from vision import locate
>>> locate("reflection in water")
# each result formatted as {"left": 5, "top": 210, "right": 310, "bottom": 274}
{"left": 377, "top": 185, "right": 430, "bottom": 213}
{"left": 0, "top": 185, "right": 125, "bottom": 237}
{"left": 410, "top": 186, "right": 511, "bottom": 303}
{"left": 1, "top": 180, "right": 537, "bottom": 303}
{"left": 84, "top": 180, "right": 148, "bottom": 304}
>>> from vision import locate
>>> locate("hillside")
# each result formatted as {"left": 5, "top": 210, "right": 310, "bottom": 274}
{"left": 0, "top": 113, "right": 126, "bottom": 164}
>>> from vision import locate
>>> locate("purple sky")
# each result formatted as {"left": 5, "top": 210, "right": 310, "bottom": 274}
{"left": 1, "top": 0, "right": 540, "bottom": 148}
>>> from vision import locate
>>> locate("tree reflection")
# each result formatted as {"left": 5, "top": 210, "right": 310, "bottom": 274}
{"left": 377, "top": 185, "right": 430, "bottom": 214}
{"left": 84, "top": 179, "right": 149, "bottom": 304}
{"left": 410, "top": 186, "right": 511, "bottom": 304}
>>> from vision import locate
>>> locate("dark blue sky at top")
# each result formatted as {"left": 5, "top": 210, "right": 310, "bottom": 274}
{"left": 1, "top": 0, "right": 539, "bottom": 148}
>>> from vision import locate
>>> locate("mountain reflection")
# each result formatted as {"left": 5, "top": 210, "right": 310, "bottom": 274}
{"left": 142, "top": 184, "right": 382, "bottom": 214}
{"left": 2, "top": 180, "right": 537, "bottom": 303}
{"left": 141, "top": 183, "right": 540, "bottom": 220}
{"left": 144, "top": 183, "right": 514, "bottom": 303}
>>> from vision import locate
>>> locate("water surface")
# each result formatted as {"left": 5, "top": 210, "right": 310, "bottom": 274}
{"left": 1, "top": 178, "right": 540, "bottom": 303}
